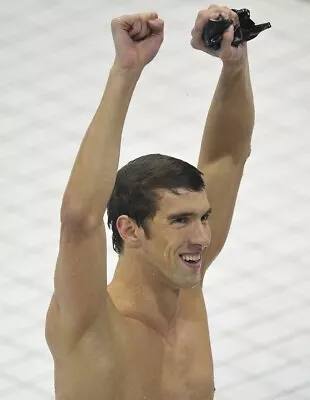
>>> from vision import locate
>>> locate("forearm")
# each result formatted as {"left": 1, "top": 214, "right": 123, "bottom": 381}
{"left": 199, "top": 57, "right": 255, "bottom": 165}
{"left": 61, "top": 65, "right": 141, "bottom": 225}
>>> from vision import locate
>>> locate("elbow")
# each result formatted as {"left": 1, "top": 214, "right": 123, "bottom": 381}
{"left": 60, "top": 200, "right": 101, "bottom": 233}
{"left": 232, "top": 143, "right": 252, "bottom": 165}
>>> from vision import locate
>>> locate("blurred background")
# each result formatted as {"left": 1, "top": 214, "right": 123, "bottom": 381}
{"left": 1, "top": 0, "right": 310, "bottom": 399}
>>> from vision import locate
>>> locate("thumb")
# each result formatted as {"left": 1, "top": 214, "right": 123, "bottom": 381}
{"left": 148, "top": 19, "right": 164, "bottom": 35}
{"left": 219, "top": 24, "right": 234, "bottom": 59}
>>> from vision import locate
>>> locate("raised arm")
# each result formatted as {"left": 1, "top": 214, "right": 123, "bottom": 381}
{"left": 190, "top": 6, "right": 255, "bottom": 280}
{"left": 48, "top": 13, "right": 164, "bottom": 341}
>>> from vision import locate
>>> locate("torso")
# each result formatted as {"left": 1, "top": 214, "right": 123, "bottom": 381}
{"left": 46, "top": 286, "right": 215, "bottom": 400}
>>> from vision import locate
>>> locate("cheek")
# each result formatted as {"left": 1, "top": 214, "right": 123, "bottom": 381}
{"left": 163, "top": 230, "right": 188, "bottom": 259}
{"left": 142, "top": 230, "right": 166, "bottom": 257}
{"left": 146, "top": 226, "right": 189, "bottom": 262}
{"left": 145, "top": 229, "right": 174, "bottom": 262}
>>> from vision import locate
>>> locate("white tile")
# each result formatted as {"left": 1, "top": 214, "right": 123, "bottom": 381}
{"left": 220, "top": 378, "right": 279, "bottom": 400}
{"left": 212, "top": 335, "right": 253, "bottom": 363}
{"left": 275, "top": 392, "right": 308, "bottom": 400}
{"left": 250, "top": 290, "right": 307, "bottom": 316}
{"left": 236, "top": 349, "right": 288, "bottom": 375}
{"left": 277, "top": 308, "right": 310, "bottom": 331}
{"left": 209, "top": 305, "right": 262, "bottom": 333}
{"left": 241, "top": 319, "right": 297, "bottom": 346}
{"left": 214, "top": 364, "right": 248, "bottom": 388}
{"left": 1, "top": 388, "right": 47, "bottom": 400}
{"left": 272, "top": 332, "right": 310, "bottom": 361}
{"left": 266, "top": 364, "right": 310, "bottom": 391}
{"left": 295, "top": 386, "right": 310, "bottom": 399}
{"left": 0, "top": 344, "right": 21, "bottom": 365}
{"left": 0, "top": 377, "right": 14, "bottom": 393}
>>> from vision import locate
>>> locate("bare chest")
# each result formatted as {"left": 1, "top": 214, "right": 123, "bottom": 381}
{"left": 120, "top": 316, "right": 215, "bottom": 400}
{"left": 54, "top": 290, "right": 215, "bottom": 400}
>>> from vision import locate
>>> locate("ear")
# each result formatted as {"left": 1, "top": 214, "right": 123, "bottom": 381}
{"left": 116, "top": 215, "right": 141, "bottom": 249}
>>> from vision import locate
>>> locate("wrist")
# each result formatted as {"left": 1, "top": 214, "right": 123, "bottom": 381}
{"left": 111, "top": 62, "right": 143, "bottom": 79}
{"left": 221, "top": 56, "right": 249, "bottom": 78}
{"left": 221, "top": 45, "right": 249, "bottom": 74}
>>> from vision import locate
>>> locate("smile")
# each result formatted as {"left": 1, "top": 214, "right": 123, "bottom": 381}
{"left": 179, "top": 253, "right": 202, "bottom": 269}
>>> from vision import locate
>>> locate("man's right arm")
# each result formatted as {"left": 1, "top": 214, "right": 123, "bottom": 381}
{"left": 49, "top": 12, "right": 164, "bottom": 341}
{"left": 53, "top": 67, "right": 141, "bottom": 335}
{"left": 61, "top": 67, "right": 141, "bottom": 227}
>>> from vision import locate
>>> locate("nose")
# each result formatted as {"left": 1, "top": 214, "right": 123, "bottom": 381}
{"left": 189, "top": 221, "right": 211, "bottom": 248}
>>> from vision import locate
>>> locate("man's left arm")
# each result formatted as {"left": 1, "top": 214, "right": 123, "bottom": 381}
{"left": 191, "top": 6, "right": 255, "bottom": 281}
{"left": 199, "top": 59, "right": 254, "bottom": 276}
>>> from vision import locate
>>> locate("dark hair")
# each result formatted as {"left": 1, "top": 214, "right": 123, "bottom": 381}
{"left": 107, "top": 154, "right": 205, "bottom": 254}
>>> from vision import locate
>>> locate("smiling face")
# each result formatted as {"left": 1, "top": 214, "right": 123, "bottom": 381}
{"left": 138, "top": 188, "right": 211, "bottom": 289}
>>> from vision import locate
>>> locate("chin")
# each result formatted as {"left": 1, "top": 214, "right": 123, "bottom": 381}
{"left": 159, "top": 258, "right": 201, "bottom": 289}
{"left": 179, "top": 279, "right": 200, "bottom": 290}
{"left": 171, "top": 274, "right": 201, "bottom": 290}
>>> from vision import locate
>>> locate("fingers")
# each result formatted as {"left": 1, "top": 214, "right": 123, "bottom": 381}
{"left": 207, "top": 5, "right": 238, "bottom": 22}
{"left": 112, "top": 12, "right": 158, "bottom": 31}
{"left": 219, "top": 25, "right": 234, "bottom": 58}
{"left": 194, "top": 7, "right": 236, "bottom": 35}
{"left": 130, "top": 17, "right": 151, "bottom": 41}
{"left": 148, "top": 18, "right": 164, "bottom": 34}
{"left": 191, "top": 5, "right": 238, "bottom": 53}
{"left": 130, "top": 16, "right": 163, "bottom": 41}
{"left": 112, "top": 12, "right": 162, "bottom": 41}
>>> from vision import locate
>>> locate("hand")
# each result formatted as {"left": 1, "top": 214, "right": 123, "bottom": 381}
{"left": 111, "top": 12, "right": 164, "bottom": 72}
{"left": 191, "top": 5, "right": 247, "bottom": 64}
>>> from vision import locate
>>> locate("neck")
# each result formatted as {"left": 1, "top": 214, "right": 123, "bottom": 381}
{"left": 109, "top": 252, "right": 180, "bottom": 336}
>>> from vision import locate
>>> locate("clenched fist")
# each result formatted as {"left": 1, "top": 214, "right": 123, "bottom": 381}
{"left": 111, "top": 12, "right": 164, "bottom": 72}
{"left": 191, "top": 5, "right": 247, "bottom": 63}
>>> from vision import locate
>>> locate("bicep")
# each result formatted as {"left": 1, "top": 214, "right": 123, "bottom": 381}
{"left": 200, "top": 155, "right": 247, "bottom": 268}
{"left": 54, "top": 220, "right": 109, "bottom": 333}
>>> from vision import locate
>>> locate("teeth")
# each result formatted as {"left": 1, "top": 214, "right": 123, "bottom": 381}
{"left": 181, "top": 254, "right": 201, "bottom": 262}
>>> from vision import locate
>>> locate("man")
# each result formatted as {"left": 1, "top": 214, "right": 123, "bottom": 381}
{"left": 45, "top": 5, "right": 254, "bottom": 400}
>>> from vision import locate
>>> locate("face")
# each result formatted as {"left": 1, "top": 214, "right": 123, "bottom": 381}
{"left": 138, "top": 188, "right": 211, "bottom": 289}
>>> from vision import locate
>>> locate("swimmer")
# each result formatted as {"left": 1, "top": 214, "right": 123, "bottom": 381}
{"left": 45, "top": 5, "right": 254, "bottom": 400}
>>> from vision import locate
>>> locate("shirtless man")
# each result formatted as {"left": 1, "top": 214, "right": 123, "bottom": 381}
{"left": 45, "top": 5, "right": 254, "bottom": 399}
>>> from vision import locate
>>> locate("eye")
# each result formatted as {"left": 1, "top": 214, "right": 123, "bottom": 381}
{"left": 173, "top": 216, "right": 188, "bottom": 224}
{"left": 201, "top": 215, "right": 208, "bottom": 223}
{"left": 201, "top": 209, "right": 212, "bottom": 223}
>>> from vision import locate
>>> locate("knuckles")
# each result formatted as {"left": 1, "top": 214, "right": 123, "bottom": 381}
{"left": 197, "top": 5, "right": 237, "bottom": 21}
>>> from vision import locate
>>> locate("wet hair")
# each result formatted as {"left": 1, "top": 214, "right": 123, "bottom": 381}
{"left": 107, "top": 154, "right": 205, "bottom": 254}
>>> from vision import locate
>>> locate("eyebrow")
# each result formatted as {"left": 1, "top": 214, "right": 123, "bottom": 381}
{"left": 167, "top": 207, "right": 212, "bottom": 222}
